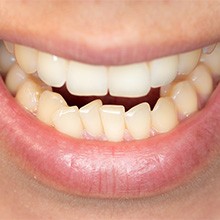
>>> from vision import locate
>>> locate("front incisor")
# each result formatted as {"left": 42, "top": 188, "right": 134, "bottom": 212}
{"left": 100, "top": 105, "right": 125, "bottom": 142}
{"left": 79, "top": 99, "right": 104, "bottom": 137}
{"left": 125, "top": 102, "right": 151, "bottom": 139}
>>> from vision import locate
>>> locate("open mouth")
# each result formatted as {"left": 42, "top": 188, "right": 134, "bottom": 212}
{"left": 0, "top": 39, "right": 220, "bottom": 198}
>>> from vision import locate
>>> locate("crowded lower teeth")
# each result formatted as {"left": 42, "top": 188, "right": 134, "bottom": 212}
{"left": 0, "top": 40, "right": 219, "bottom": 142}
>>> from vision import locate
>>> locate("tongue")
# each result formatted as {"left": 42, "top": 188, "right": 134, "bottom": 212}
{"left": 53, "top": 85, "right": 160, "bottom": 110}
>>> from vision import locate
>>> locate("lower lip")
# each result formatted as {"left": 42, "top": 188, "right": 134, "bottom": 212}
{"left": 0, "top": 77, "right": 219, "bottom": 198}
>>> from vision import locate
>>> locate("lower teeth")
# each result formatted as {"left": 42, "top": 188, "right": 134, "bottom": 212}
{"left": 0, "top": 41, "right": 219, "bottom": 142}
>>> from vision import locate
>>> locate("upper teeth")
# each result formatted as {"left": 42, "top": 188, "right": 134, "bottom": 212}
{"left": 13, "top": 43, "right": 203, "bottom": 98}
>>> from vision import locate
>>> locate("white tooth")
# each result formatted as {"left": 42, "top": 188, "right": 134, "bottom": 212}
{"left": 66, "top": 61, "right": 108, "bottom": 96}
{"left": 14, "top": 44, "right": 38, "bottom": 74}
{"left": 5, "top": 63, "right": 28, "bottom": 95}
{"left": 16, "top": 78, "right": 45, "bottom": 113}
{"left": 151, "top": 97, "right": 178, "bottom": 133}
{"left": 178, "top": 49, "right": 201, "bottom": 75}
{"left": 201, "top": 43, "right": 220, "bottom": 77}
{"left": 100, "top": 105, "right": 125, "bottom": 142}
{"left": 0, "top": 43, "right": 16, "bottom": 75}
{"left": 149, "top": 55, "right": 178, "bottom": 88}
{"left": 37, "top": 91, "right": 67, "bottom": 125}
{"left": 170, "top": 81, "right": 198, "bottom": 118}
{"left": 188, "top": 64, "right": 213, "bottom": 99}
{"left": 108, "top": 63, "right": 150, "bottom": 98}
{"left": 52, "top": 106, "right": 83, "bottom": 138}
{"left": 3, "top": 41, "right": 14, "bottom": 54}
{"left": 202, "top": 44, "right": 216, "bottom": 54}
{"left": 79, "top": 99, "right": 103, "bottom": 137}
{"left": 37, "top": 52, "right": 68, "bottom": 87}
{"left": 125, "top": 102, "right": 151, "bottom": 139}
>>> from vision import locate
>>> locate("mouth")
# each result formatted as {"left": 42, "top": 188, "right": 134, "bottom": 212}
{"left": 0, "top": 38, "right": 220, "bottom": 199}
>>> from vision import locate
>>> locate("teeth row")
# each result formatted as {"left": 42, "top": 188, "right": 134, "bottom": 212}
{"left": 2, "top": 41, "right": 211, "bottom": 98}
{"left": 4, "top": 61, "right": 214, "bottom": 141}
{"left": 0, "top": 41, "right": 218, "bottom": 141}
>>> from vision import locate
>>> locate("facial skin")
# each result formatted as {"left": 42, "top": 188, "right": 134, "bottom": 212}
{"left": 0, "top": 1, "right": 220, "bottom": 219}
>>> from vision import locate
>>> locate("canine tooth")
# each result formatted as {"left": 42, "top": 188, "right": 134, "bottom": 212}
{"left": 188, "top": 64, "right": 213, "bottom": 99}
{"left": 125, "top": 103, "right": 151, "bottom": 139}
{"left": 170, "top": 81, "right": 198, "bottom": 118}
{"left": 151, "top": 97, "right": 178, "bottom": 133}
{"left": 100, "top": 105, "right": 125, "bottom": 142}
{"left": 0, "top": 43, "right": 16, "bottom": 75}
{"left": 16, "top": 78, "right": 44, "bottom": 113}
{"left": 202, "top": 44, "right": 216, "bottom": 54}
{"left": 201, "top": 43, "right": 220, "bottom": 76}
{"left": 14, "top": 44, "right": 38, "bottom": 74}
{"left": 108, "top": 63, "right": 150, "bottom": 97}
{"left": 5, "top": 63, "right": 28, "bottom": 95}
{"left": 3, "top": 41, "right": 14, "bottom": 54}
{"left": 37, "top": 91, "right": 67, "bottom": 125}
{"left": 37, "top": 52, "right": 68, "bottom": 87}
{"left": 52, "top": 106, "right": 83, "bottom": 138}
{"left": 67, "top": 61, "right": 108, "bottom": 96}
{"left": 178, "top": 49, "right": 201, "bottom": 75}
{"left": 79, "top": 100, "right": 103, "bottom": 137}
{"left": 149, "top": 55, "right": 178, "bottom": 88}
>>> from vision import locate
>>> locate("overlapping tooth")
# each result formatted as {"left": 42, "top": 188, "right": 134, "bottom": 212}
{"left": 67, "top": 61, "right": 108, "bottom": 96}
{"left": 15, "top": 78, "right": 46, "bottom": 113}
{"left": 151, "top": 97, "right": 178, "bottom": 133}
{"left": 0, "top": 43, "right": 16, "bottom": 75}
{"left": 108, "top": 63, "right": 150, "bottom": 97}
{"left": 188, "top": 64, "right": 213, "bottom": 99}
{"left": 14, "top": 44, "right": 38, "bottom": 74}
{"left": 149, "top": 55, "right": 178, "bottom": 88}
{"left": 178, "top": 49, "right": 201, "bottom": 75}
{"left": 201, "top": 43, "right": 220, "bottom": 76}
{"left": 52, "top": 106, "right": 83, "bottom": 138}
{"left": 170, "top": 81, "right": 198, "bottom": 118}
{"left": 3, "top": 41, "right": 14, "bottom": 54}
{"left": 37, "top": 52, "right": 68, "bottom": 87}
{"left": 79, "top": 100, "right": 103, "bottom": 137}
{"left": 125, "top": 103, "right": 151, "bottom": 139}
{"left": 100, "top": 105, "right": 125, "bottom": 142}
{"left": 37, "top": 91, "right": 67, "bottom": 125}
{"left": 5, "top": 63, "right": 28, "bottom": 95}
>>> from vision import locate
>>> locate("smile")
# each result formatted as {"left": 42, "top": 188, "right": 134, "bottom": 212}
{"left": 0, "top": 39, "right": 220, "bottom": 198}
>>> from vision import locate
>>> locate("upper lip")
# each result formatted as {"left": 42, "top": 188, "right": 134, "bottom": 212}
{"left": 0, "top": 3, "right": 220, "bottom": 65}
{"left": 1, "top": 29, "right": 219, "bottom": 66}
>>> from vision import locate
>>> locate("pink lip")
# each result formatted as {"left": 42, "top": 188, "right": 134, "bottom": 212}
{"left": 0, "top": 77, "right": 220, "bottom": 198}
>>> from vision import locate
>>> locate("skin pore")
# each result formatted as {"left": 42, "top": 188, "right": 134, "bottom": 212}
{"left": 0, "top": 1, "right": 220, "bottom": 219}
